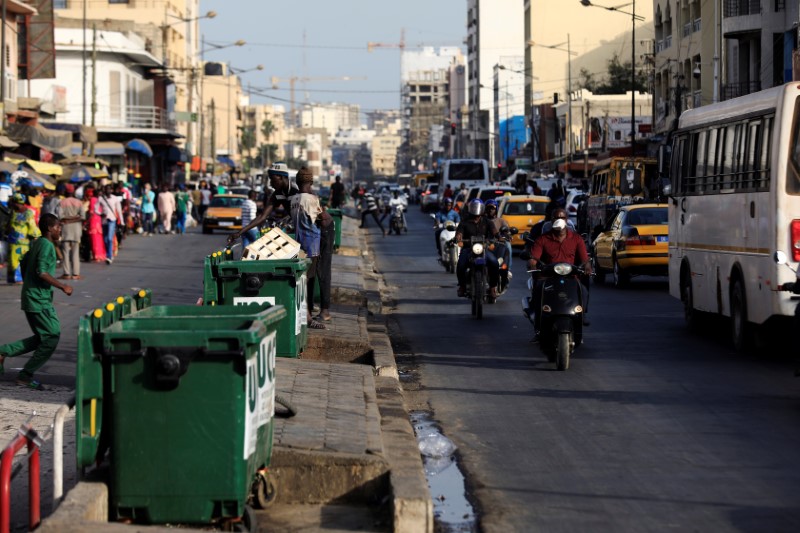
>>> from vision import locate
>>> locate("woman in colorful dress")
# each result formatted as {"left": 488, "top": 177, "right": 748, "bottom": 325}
{"left": 5, "top": 193, "right": 40, "bottom": 284}
{"left": 85, "top": 187, "right": 106, "bottom": 262}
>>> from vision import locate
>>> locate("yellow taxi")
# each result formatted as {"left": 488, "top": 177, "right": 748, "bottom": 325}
{"left": 497, "top": 194, "right": 550, "bottom": 248}
{"left": 591, "top": 203, "right": 668, "bottom": 286}
{"left": 202, "top": 193, "right": 248, "bottom": 234}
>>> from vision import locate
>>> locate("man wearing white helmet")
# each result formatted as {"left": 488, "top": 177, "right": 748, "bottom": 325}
{"left": 527, "top": 207, "right": 592, "bottom": 327}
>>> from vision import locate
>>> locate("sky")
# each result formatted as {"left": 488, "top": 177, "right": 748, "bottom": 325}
{"left": 200, "top": 0, "right": 468, "bottom": 114}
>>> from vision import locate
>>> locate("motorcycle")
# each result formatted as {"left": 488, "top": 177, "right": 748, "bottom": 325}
{"left": 432, "top": 216, "right": 459, "bottom": 273}
{"left": 465, "top": 236, "right": 489, "bottom": 319}
{"left": 494, "top": 226, "right": 518, "bottom": 296}
{"left": 390, "top": 204, "right": 406, "bottom": 235}
{"left": 773, "top": 251, "right": 800, "bottom": 369}
{"left": 519, "top": 256, "right": 587, "bottom": 371}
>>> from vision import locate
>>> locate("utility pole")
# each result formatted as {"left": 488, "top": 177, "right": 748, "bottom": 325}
{"left": 199, "top": 34, "right": 205, "bottom": 165}
{"left": 90, "top": 24, "right": 97, "bottom": 156}
{"left": 505, "top": 78, "right": 510, "bottom": 165}
{"left": 210, "top": 99, "right": 216, "bottom": 175}
{"left": 1, "top": 0, "right": 6, "bottom": 129}
{"left": 567, "top": 33, "right": 573, "bottom": 174}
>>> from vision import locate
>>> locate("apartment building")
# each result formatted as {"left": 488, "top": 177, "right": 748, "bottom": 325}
{"left": 467, "top": 0, "right": 524, "bottom": 163}
{"left": 53, "top": 0, "right": 204, "bottom": 157}
{"left": 202, "top": 63, "right": 244, "bottom": 165}
{"left": 299, "top": 102, "right": 361, "bottom": 138}
{"left": 400, "top": 47, "right": 463, "bottom": 172}
{"left": 372, "top": 134, "right": 402, "bottom": 177}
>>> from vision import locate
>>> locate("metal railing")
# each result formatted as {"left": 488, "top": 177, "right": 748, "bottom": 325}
{"left": 693, "top": 18, "right": 701, "bottom": 32}
{"left": 58, "top": 105, "right": 177, "bottom": 132}
{"left": 722, "top": 81, "right": 762, "bottom": 100}
{"left": 664, "top": 35, "right": 672, "bottom": 49}
{"left": 0, "top": 416, "right": 44, "bottom": 533}
{"left": 683, "top": 23, "right": 692, "bottom": 38}
{"left": 723, "top": 0, "right": 761, "bottom": 17}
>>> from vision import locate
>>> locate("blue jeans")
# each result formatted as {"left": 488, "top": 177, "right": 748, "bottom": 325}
{"left": 457, "top": 246, "right": 499, "bottom": 288}
{"left": 242, "top": 228, "right": 260, "bottom": 248}
{"left": 176, "top": 211, "right": 186, "bottom": 234}
{"left": 103, "top": 220, "right": 116, "bottom": 260}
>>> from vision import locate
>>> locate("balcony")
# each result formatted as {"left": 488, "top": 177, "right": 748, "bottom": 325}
{"left": 665, "top": 35, "right": 672, "bottom": 49}
{"left": 722, "top": 80, "right": 762, "bottom": 100}
{"left": 683, "top": 23, "right": 692, "bottom": 38}
{"left": 723, "top": 0, "right": 761, "bottom": 17}
{"left": 57, "top": 105, "right": 177, "bottom": 132}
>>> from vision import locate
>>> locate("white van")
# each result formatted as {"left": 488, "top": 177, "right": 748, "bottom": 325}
{"left": 440, "top": 159, "right": 490, "bottom": 195}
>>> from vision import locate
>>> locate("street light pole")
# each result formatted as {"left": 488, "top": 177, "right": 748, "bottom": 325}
{"left": 579, "top": 0, "right": 644, "bottom": 156}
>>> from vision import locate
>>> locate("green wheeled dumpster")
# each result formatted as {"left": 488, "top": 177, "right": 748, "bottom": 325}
{"left": 99, "top": 304, "right": 285, "bottom": 525}
{"left": 76, "top": 289, "right": 153, "bottom": 468}
{"left": 203, "top": 255, "right": 309, "bottom": 358}
{"left": 326, "top": 208, "right": 343, "bottom": 251}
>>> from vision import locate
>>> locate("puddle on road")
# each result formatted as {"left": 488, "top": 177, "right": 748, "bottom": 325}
{"left": 410, "top": 411, "right": 478, "bottom": 533}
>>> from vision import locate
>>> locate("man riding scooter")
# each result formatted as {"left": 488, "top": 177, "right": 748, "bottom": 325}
{"left": 485, "top": 199, "right": 512, "bottom": 270}
{"left": 526, "top": 207, "right": 592, "bottom": 331}
{"left": 434, "top": 197, "right": 460, "bottom": 255}
{"left": 456, "top": 199, "right": 499, "bottom": 299}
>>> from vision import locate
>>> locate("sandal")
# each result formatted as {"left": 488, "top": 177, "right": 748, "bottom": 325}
{"left": 308, "top": 319, "right": 326, "bottom": 330}
{"left": 315, "top": 313, "right": 332, "bottom": 322}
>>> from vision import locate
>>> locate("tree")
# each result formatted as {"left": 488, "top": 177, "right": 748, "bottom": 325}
{"left": 578, "top": 53, "right": 648, "bottom": 95}
{"left": 261, "top": 119, "right": 276, "bottom": 166}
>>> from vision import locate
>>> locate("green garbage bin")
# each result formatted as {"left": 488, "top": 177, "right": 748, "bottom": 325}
{"left": 76, "top": 289, "right": 153, "bottom": 468}
{"left": 100, "top": 305, "right": 285, "bottom": 524}
{"left": 327, "top": 208, "right": 343, "bottom": 251}
{"left": 203, "top": 255, "right": 309, "bottom": 358}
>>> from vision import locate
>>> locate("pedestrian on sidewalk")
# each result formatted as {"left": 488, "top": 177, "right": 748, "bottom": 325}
{"left": 291, "top": 167, "right": 328, "bottom": 330}
{"left": 140, "top": 183, "right": 155, "bottom": 236}
{"left": 157, "top": 184, "right": 176, "bottom": 234}
{"left": 5, "top": 193, "right": 40, "bottom": 284}
{"left": 85, "top": 187, "right": 106, "bottom": 263}
{"left": 240, "top": 190, "right": 260, "bottom": 248}
{"left": 58, "top": 184, "right": 85, "bottom": 280}
{"left": 0, "top": 213, "right": 73, "bottom": 390}
{"left": 199, "top": 181, "right": 212, "bottom": 221}
{"left": 316, "top": 209, "right": 335, "bottom": 322}
{"left": 360, "top": 191, "right": 385, "bottom": 236}
{"left": 174, "top": 184, "right": 189, "bottom": 235}
{"left": 330, "top": 175, "right": 345, "bottom": 209}
{"left": 97, "top": 185, "right": 123, "bottom": 264}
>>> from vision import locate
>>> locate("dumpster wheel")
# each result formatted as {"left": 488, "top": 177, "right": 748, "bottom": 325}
{"left": 251, "top": 470, "right": 277, "bottom": 509}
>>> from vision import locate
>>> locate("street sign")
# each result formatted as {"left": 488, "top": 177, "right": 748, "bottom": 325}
{"left": 175, "top": 111, "right": 197, "bottom": 123}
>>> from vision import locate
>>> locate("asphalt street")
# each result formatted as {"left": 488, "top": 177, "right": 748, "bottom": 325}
{"left": 369, "top": 206, "right": 800, "bottom": 533}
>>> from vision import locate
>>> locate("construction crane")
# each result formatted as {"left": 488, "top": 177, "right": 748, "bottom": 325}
{"left": 367, "top": 28, "right": 406, "bottom": 53}
{"left": 270, "top": 76, "right": 367, "bottom": 119}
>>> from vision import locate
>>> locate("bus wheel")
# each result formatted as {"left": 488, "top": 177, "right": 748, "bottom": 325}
{"left": 730, "top": 279, "right": 749, "bottom": 352}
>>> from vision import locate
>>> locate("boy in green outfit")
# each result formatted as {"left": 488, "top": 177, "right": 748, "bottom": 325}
{"left": 0, "top": 213, "right": 73, "bottom": 390}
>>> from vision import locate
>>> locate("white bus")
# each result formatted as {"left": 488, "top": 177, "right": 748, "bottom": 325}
{"left": 668, "top": 82, "right": 800, "bottom": 350}
{"left": 439, "top": 159, "right": 490, "bottom": 193}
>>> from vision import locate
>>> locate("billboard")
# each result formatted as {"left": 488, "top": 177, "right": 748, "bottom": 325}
{"left": 589, "top": 115, "right": 653, "bottom": 150}
{"left": 27, "top": 0, "right": 57, "bottom": 80}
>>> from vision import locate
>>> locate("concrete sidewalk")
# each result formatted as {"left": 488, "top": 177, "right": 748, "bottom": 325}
{"left": 21, "top": 213, "right": 432, "bottom": 533}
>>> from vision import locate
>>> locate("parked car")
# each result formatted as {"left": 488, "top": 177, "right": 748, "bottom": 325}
{"left": 202, "top": 194, "right": 247, "bottom": 234}
{"left": 565, "top": 188, "right": 588, "bottom": 225}
{"left": 591, "top": 203, "right": 669, "bottom": 286}
{"left": 498, "top": 194, "right": 550, "bottom": 248}
{"left": 420, "top": 183, "right": 440, "bottom": 213}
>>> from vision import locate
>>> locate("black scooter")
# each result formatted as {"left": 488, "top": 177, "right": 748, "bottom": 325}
{"left": 519, "top": 256, "right": 586, "bottom": 370}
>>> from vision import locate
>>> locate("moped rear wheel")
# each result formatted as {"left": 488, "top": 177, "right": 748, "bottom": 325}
{"left": 556, "top": 332, "right": 571, "bottom": 371}
{"left": 473, "top": 271, "right": 484, "bottom": 319}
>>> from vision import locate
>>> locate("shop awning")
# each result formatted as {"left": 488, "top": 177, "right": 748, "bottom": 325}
{"left": 69, "top": 141, "right": 124, "bottom": 157}
{"left": 5, "top": 123, "right": 72, "bottom": 156}
{"left": 166, "top": 145, "right": 187, "bottom": 163}
{"left": 6, "top": 157, "right": 64, "bottom": 176}
{"left": 125, "top": 138, "right": 153, "bottom": 158}
{"left": 61, "top": 165, "right": 109, "bottom": 183}
{"left": 216, "top": 155, "right": 235, "bottom": 167}
{"left": 12, "top": 169, "right": 56, "bottom": 190}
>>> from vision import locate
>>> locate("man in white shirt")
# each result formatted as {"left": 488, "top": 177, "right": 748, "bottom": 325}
{"left": 240, "top": 190, "right": 259, "bottom": 248}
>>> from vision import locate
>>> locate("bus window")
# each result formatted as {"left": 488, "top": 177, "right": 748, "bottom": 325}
{"left": 696, "top": 130, "right": 708, "bottom": 191}
{"left": 759, "top": 117, "right": 772, "bottom": 190}
{"left": 789, "top": 98, "right": 800, "bottom": 195}
{"left": 720, "top": 125, "right": 737, "bottom": 189}
{"left": 745, "top": 120, "right": 761, "bottom": 190}
{"left": 620, "top": 166, "right": 642, "bottom": 196}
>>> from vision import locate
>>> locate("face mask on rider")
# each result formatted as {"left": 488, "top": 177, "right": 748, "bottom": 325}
{"left": 552, "top": 218, "right": 567, "bottom": 231}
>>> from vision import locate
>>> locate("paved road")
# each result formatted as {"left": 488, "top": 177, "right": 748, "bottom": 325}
{"left": 371, "top": 207, "right": 800, "bottom": 532}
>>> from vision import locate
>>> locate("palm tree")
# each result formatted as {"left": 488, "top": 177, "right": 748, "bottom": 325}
{"left": 261, "top": 119, "right": 275, "bottom": 166}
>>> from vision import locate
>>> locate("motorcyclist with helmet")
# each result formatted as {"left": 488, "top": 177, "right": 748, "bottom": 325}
{"left": 434, "top": 197, "right": 460, "bottom": 255}
{"left": 455, "top": 198, "right": 499, "bottom": 299}
{"left": 526, "top": 206, "right": 592, "bottom": 329}
{"left": 485, "top": 199, "right": 512, "bottom": 270}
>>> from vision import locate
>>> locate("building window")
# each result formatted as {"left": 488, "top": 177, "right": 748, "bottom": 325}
{"left": 775, "top": 0, "right": 785, "bottom": 10}
{"left": 108, "top": 0, "right": 130, "bottom": 4}
{"left": 54, "top": 0, "right": 67, "bottom": 8}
